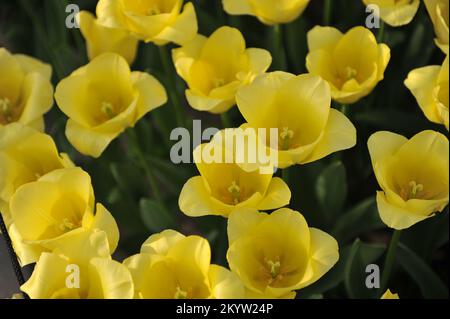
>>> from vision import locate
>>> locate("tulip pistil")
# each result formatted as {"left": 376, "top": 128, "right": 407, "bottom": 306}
{"left": 0, "top": 97, "right": 12, "bottom": 123}
{"left": 345, "top": 67, "right": 357, "bottom": 80}
{"left": 212, "top": 78, "right": 225, "bottom": 88}
{"left": 101, "top": 102, "right": 116, "bottom": 119}
{"left": 147, "top": 5, "right": 161, "bottom": 15}
{"left": 174, "top": 286, "right": 188, "bottom": 299}
{"left": 228, "top": 180, "right": 241, "bottom": 205}
{"left": 59, "top": 218, "right": 77, "bottom": 232}
{"left": 280, "top": 127, "right": 294, "bottom": 150}
{"left": 266, "top": 259, "right": 281, "bottom": 279}
{"left": 408, "top": 180, "right": 424, "bottom": 198}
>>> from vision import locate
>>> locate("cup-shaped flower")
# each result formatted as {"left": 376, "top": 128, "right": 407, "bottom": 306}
{"left": 362, "top": 0, "right": 420, "bottom": 27}
{"left": 124, "top": 230, "right": 245, "bottom": 299}
{"left": 381, "top": 289, "right": 400, "bottom": 299}
{"left": 306, "top": 26, "right": 391, "bottom": 105}
{"left": 9, "top": 167, "right": 119, "bottom": 265}
{"left": 227, "top": 208, "right": 339, "bottom": 298}
{"left": 222, "top": 0, "right": 311, "bottom": 25}
{"left": 54, "top": 53, "right": 167, "bottom": 158}
{"left": 179, "top": 130, "right": 291, "bottom": 218}
{"left": 78, "top": 11, "right": 139, "bottom": 65}
{"left": 96, "top": 0, "right": 197, "bottom": 46}
{"left": 368, "top": 130, "right": 449, "bottom": 230}
{"left": 405, "top": 56, "right": 449, "bottom": 130}
{"left": 235, "top": 72, "right": 356, "bottom": 169}
{"left": 172, "top": 26, "right": 272, "bottom": 114}
{"left": 21, "top": 253, "right": 134, "bottom": 299}
{"left": 0, "top": 123, "right": 73, "bottom": 225}
{"left": 0, "top": 48, "right": 53, "bottom": 130}
{"left": 425, "top": 0, "right": 449, "bottom": 53}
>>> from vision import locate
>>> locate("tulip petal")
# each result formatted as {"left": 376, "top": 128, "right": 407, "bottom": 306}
{"left": 179, "top": 176, "right": 223, "bottom": 217}
{"left": 256, "top": 177, "right": 291, "bottom": 210}
{"left": 89, "top": 203, "right": 119, "bottom": 254}
{"left": 367, "top": 131, "right": 408, "bottom": 164}
{"left": 227, "top": 208, "right": 267, "bottom": 244}
{"left": 303, "top": 109, "right": 357, "bottom": 164}
{"left": 131, "top": 71, "right": 167, "bottom": 120}
{"left": 307, "top": 26, "right": 343, "bottom": 52}
{"left": 141, "top": 229, "right": 185, "bottom": 256}
{"left": 222, "top": 0, "right": 253, "bottom": 15}
{"left": 14, "top": 54, "right": 52, "bottom": 80}
{"left": 209, "top": 264, "right": 245, "bottom": 299}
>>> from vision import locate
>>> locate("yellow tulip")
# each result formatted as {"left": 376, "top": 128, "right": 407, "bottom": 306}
{"left": 235, "top": 72, "right": 356, "bottom": 168}
{"left": 362, "top": 0, "right": 420, "bottom": 27}
{"left": 179, "top": 129, "right": 291, "bottom": 218}
{"left": 424, "top": 0, "right": 449, "bottom": 53}
{"left": 0, "top": 48, "right": 53, "bottom": 131}
{"left": 172, "top": 26, "right": 272, "bottom": 114}
{"left": 9, "top": 167, "right": 119, "bottom": 265}
{"left": 78, "top": 11, "right": 139, "bottom": 65}
{"left": 0, "top": 123, "right": 73, "bottom": 226}
{"left": 381, "top": 289, "right": 400, "bottom": 299}
{"left": 21, "top": 253, "right": 134, "bottom": 299}
{"left": 405, "top": 56, "right": 449, "bottom": 130}
{"left": 222, "top": 0, "right": 311, "bottom": 25}
{"left": 368, "top": 130, "right": 449, "bottom": 230}
{"left": 96, "top": 0, "right": 198, "bottom": 46}
{"left": 54, "top": 53, "right": 167, "bottom": 158}
{"left": 227, "top": 208, "right": 339, "bottom": 298}
{"left": 124, "top": 230, "right": 245, "bottom": 299}
{"left": 306, "top": 26, "right": 391, "bottom": 104}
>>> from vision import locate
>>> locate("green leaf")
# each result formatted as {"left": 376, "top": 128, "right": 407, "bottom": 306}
{"left": 139, "top": 198, "right": 175, "bottom": 233}
{"left": 332, "top": 197, "right": 384, "bottom": 243}
{"left": 345, "top": 239, "right": 385, "bottom": 299}
{"left": 315, "top": 161, "right": 347, "bottom": 222}
{"left": 397, "top": 243, "right": 449, "bottom": 299}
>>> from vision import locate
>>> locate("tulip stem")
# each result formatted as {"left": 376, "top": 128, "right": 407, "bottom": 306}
{"left": 273, "top": 24, "right": 287, "bottom": 70}
{"left": 377, "top": 21, "right": 385, "bottom": 43}
{"left": 323, "top": 0, "right": 333, "bottom": 25}
{"left": 0, "top": 212, "right": 28, "bottom": 298}
{"left": 158, "top": 45, "right": 185, "bottom": 128}
{"left": 125, "top": 129, "right": 165, "bottom": 209}
{"left": 220, "top": 111, "right": 232, "bottom": 128}
{"left": 282, "top": 168, "right": 290, "bottom": 185}
{"left": 379, "top": 229, "right": 402, "bottom": 297}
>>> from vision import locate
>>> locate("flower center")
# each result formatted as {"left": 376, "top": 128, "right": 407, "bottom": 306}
{"left": 401, "top": 180, "right": 424, "bottom": 200}
{"left": 279, "top": 127, "right": 294, "bottom": 150}
{"left": 266, "top": 259, "right": 281, "bottom": 278}
{"left": 227, "top": 180, "right": 241, "bottom": 205}
{"left": 147, "top": 4, "right": 161, "bottom": 15}
{"left": 101, "top": 101, "right": 116, "bottom": 119}
{"left": 0, "top": 97, "right": 12, "bottom": 123}
{"left": 345, "top": 66, "right": 358, "bottom": 80}
{"left": 212, "top": 78, "right": 226, "bottom": 88}
{"left": 59, "top": 218, "right": 78, "bottom": 232}
{"left": 174, "top": 286, "right": 188, "bottom": 299}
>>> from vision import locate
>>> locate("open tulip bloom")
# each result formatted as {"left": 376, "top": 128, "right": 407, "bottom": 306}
{"left": 0, "top": 0, "right": 449, "bottom": 302}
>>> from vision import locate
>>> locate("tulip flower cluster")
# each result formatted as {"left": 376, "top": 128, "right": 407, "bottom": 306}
{"left": 0, "top": 0, "right": 448, "bottom": 300}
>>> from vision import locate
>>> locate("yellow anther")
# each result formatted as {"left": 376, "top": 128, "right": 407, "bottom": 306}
{"left": 0, "top": 98, "right": 12, "bottom": 122}
{"left": 227, "top": 180, "right": 241, "bottom": 205}
{"left": 408, "top": 181, "right": 424, "bottom": 197}
{"left": 345, "top": 66, "right": 357, "bottom": 80}
{"left": 279, "top": 127, "right": 294, "bottom": 150}
{"left": 101, "top": 102, "right": 115, "bottom": 119}
{"left": 174, "top": 286, "right": 188, "bottom": 299}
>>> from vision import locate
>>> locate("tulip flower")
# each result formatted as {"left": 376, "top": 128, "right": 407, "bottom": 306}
{"left": 222, "top": 0, "right": 311, "bottom": 25}
{"left": 405, "top": 55, "right": 449, "bottom": 130}
{"left": 425, "top": 0, "right": 449, "bottom": 53}
{"left": 381, "top": 289, "right": 400, "bottom": 299}
{"left": 0, "top": 123, "right": 73, "bottom": 226}
{"left": 306, "top": 26, "right": 391, "bottom": 105}
{"left": 78, "top": 11, "right": 139, "bottom": 65}
{"left": 9, "top": 167, "right": 119, "bottom": 265}
{"left": 362, "top": 0, "right": 420, "bottom": 27}
{"left": 235, "top": 72, "right": 356, "bottom": 168}
{"left": 0, "top": 48, "right": 53, "bottom": 131}
{"left": 368, "top": 130, "right": 449, "bottom": 230}
{"left": 172, "top": 26, "right": 272, "bottom": 114}
{"left": 124, "top": 230, "right": 245, "bottom": 299}
{"left": 96, "top": 0, "right": 198, "bottom": 46}
{"left": 179, "top": 129, "right": 291, "bottom": 218}
{"left": 227, "top": 208, "right": 339, "bottom": 298}
{"left": 21, "top": 253, "right": 134, "bottom": 299}
{"left": 54, "top": 53, "right": 167, "bottom": 158}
